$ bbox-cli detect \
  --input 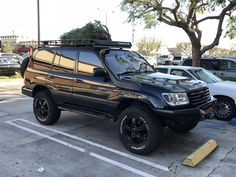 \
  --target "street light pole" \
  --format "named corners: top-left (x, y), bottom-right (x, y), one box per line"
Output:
top-left (37, 0), bottom-right (40, 46)
top-left (97, 8), bottom-right (113, 27)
